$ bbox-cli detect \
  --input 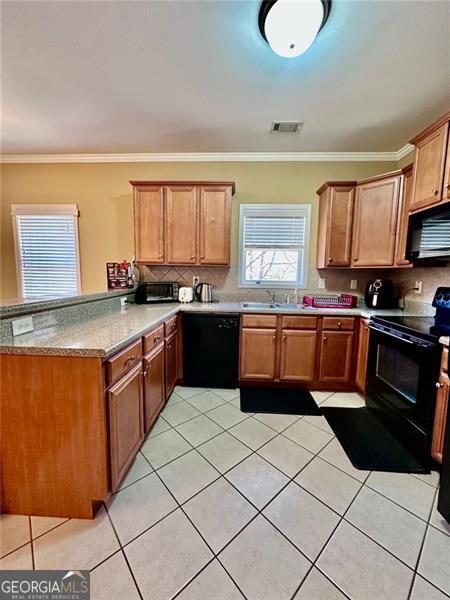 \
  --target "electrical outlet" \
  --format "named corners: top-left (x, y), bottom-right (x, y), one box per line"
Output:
top-left (120, 297), bottom-right (127, 308)
top-left (318, 278), bottom-right (326, 289)
top-left (193, 275), bottom-right (200, 287)
top-left (12, 316), bottom-right (33, 336)
top-left (415, 280), bottom-right (423, 295)
top-left (350, 279), bottom-right (358, 290)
